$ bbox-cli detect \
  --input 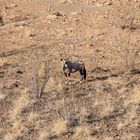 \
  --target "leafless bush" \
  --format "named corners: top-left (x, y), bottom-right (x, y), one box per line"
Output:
top-left (90, 53), bottom-right (98, 72)
top-left (39, 60), bottom-right (50, 97)
top-left (122, 47), bottom-right (138, 71)
top-left (120, 16), bottom-right (136, 31)
top-left (29, 59), bottom-right (38, 96)
top-left (47, 97), bottom-right (64, 119)
top-left (46, 95), bottom-right (70, 121)
top-left (29, 59), bottom-right (50, 97)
